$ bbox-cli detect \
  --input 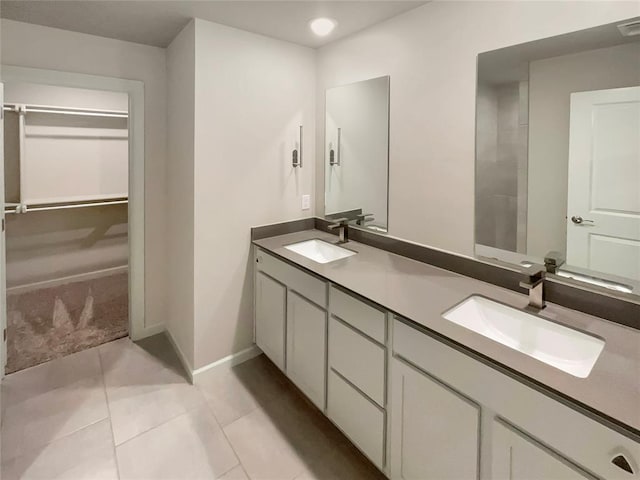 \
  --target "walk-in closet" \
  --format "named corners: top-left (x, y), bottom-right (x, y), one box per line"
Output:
top-left (2, 82), bottom-right (129, 373)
